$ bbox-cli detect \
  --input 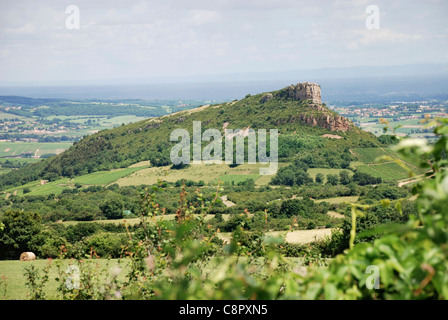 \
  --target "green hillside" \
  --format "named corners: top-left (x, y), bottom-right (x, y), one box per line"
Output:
top-left (0, 84), bottom-right (380, 191)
